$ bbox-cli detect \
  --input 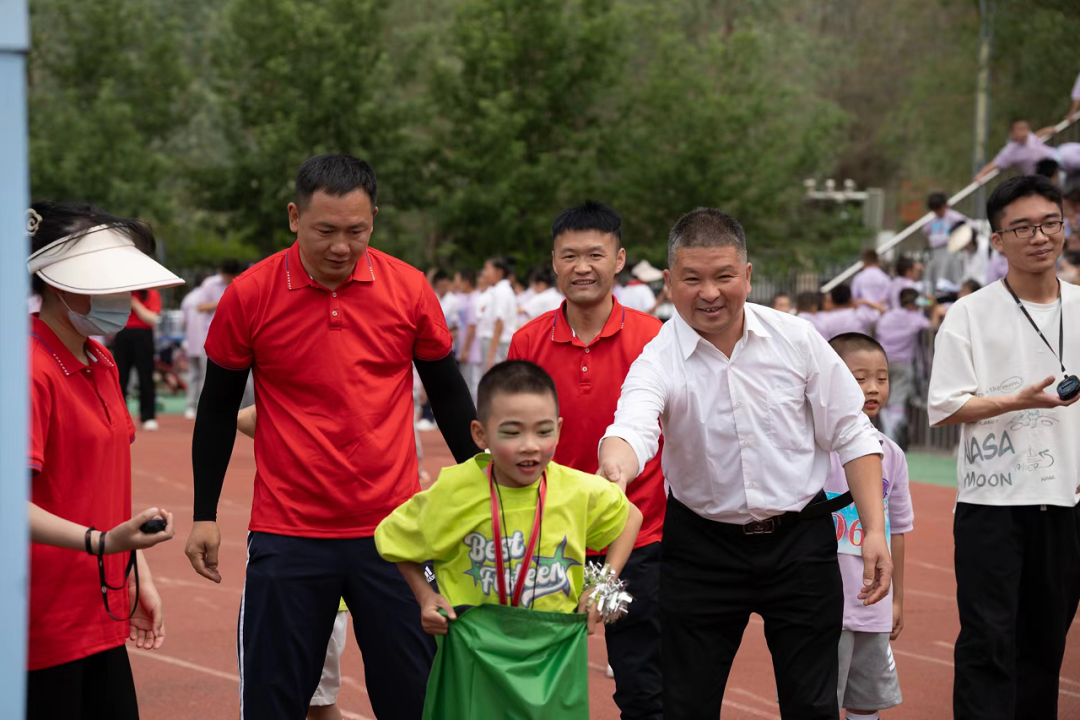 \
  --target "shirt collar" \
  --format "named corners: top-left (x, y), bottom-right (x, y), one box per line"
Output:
top-left (30, 314), bottom-right (94, 377)
top-left (672, 302), bottom-right (771, 360)
top-left (285, 241), bottom-right (375, 291)
top-left (550, 297), bottom-right (626, 346)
